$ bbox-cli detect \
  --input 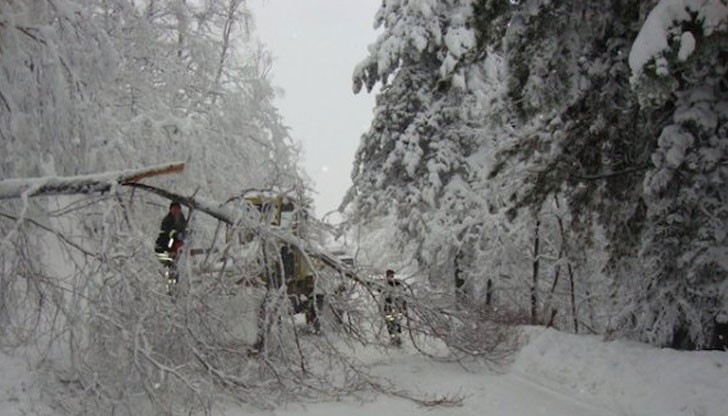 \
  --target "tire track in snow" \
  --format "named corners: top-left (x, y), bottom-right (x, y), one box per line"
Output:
top-left (505, 370), bottom-right (619, 416)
